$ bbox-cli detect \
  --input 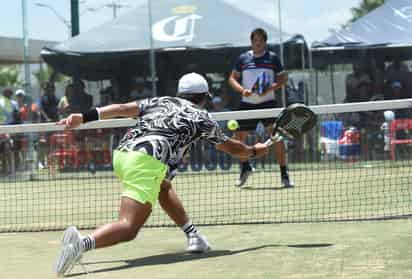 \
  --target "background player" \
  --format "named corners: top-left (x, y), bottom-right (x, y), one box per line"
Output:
top-left (228, 28), bottom-right (293, 188)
